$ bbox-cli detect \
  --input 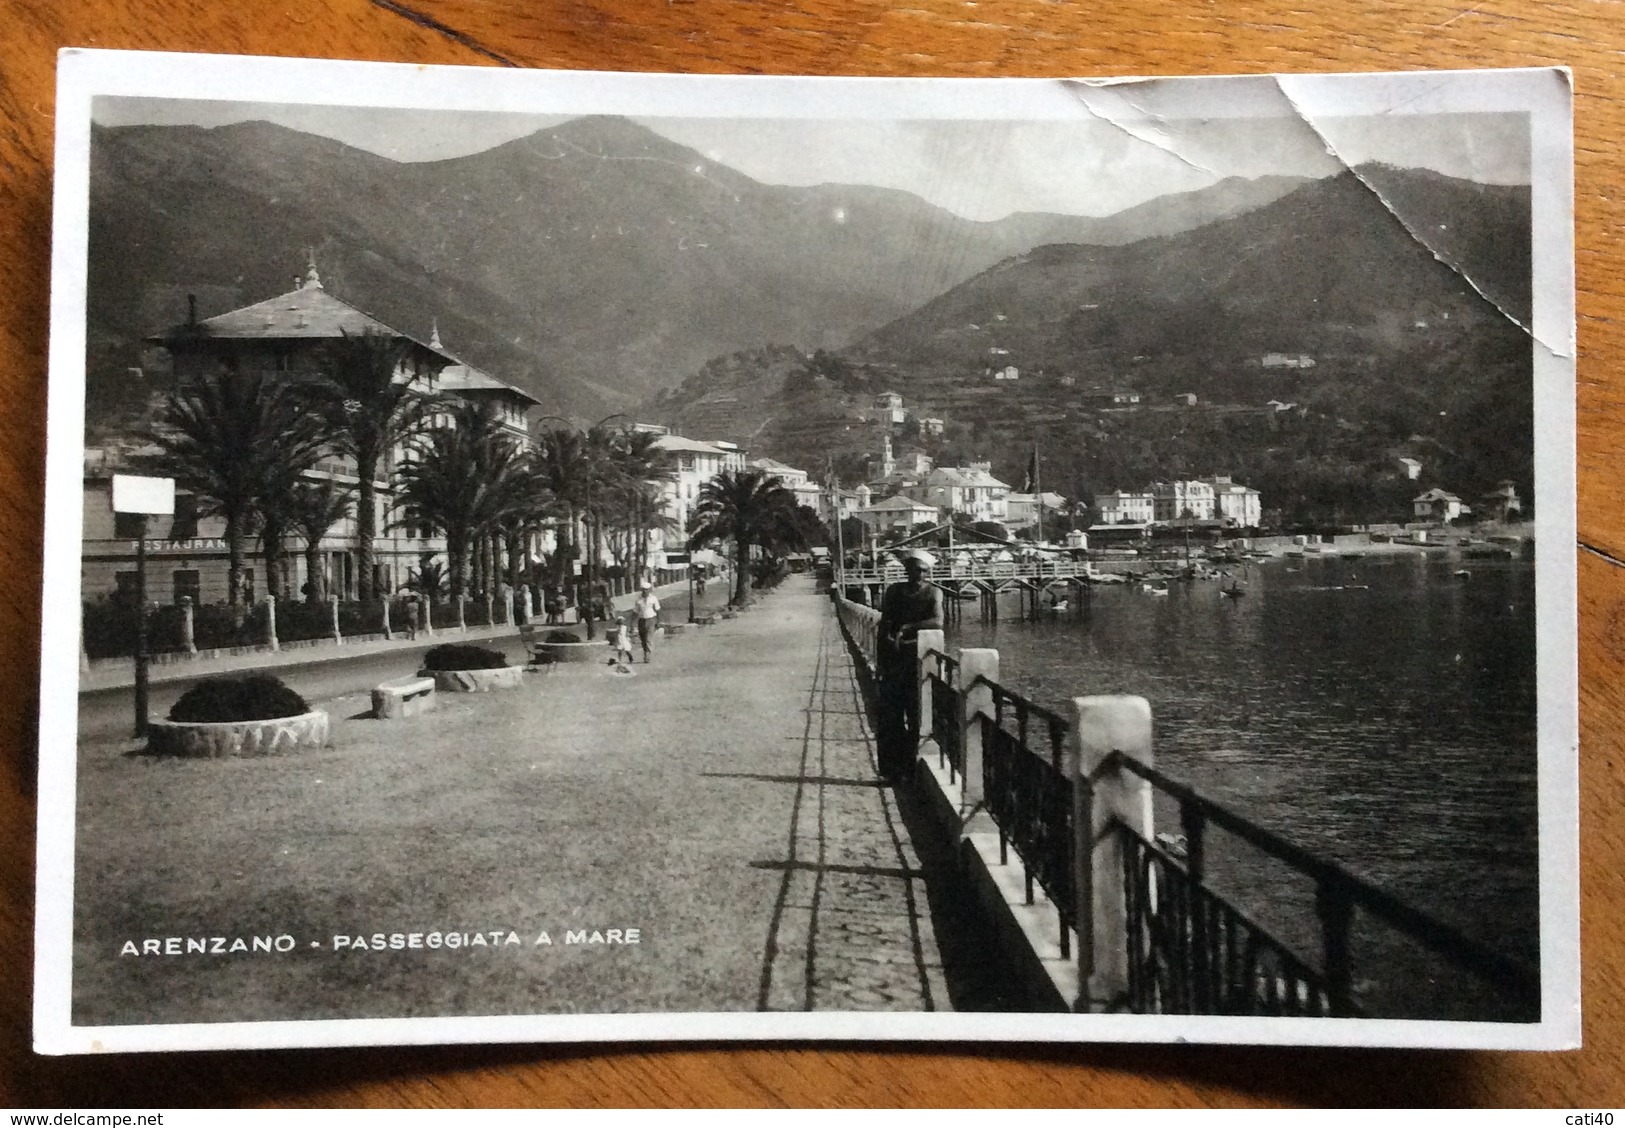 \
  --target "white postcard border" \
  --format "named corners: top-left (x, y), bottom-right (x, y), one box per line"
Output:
top-left (35, 50), bottom-right (1579, 1054)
